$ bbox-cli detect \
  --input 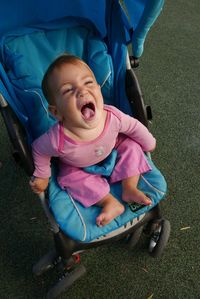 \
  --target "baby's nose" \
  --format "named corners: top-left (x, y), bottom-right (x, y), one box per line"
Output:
top-left (78, 89), bottom-right (87, 98)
